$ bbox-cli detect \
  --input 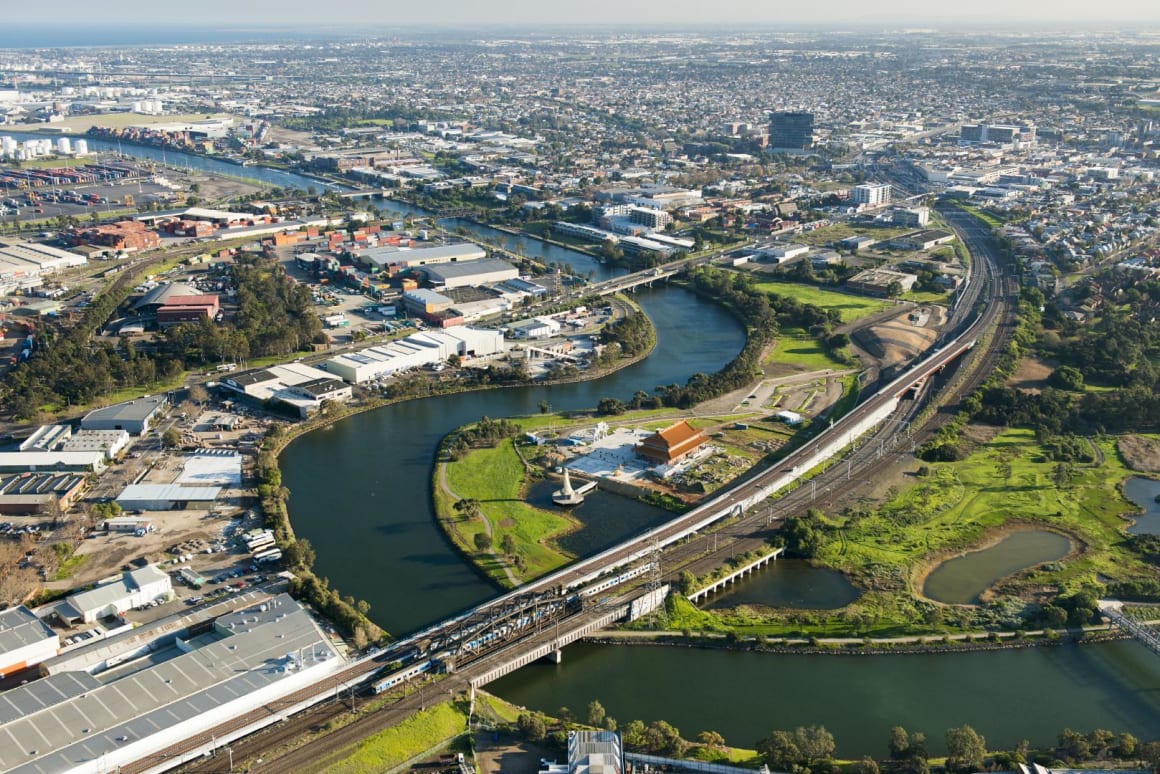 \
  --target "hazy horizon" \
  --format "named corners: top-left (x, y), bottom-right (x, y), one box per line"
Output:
top-left (4, 0), bottom-right (1160, 29)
